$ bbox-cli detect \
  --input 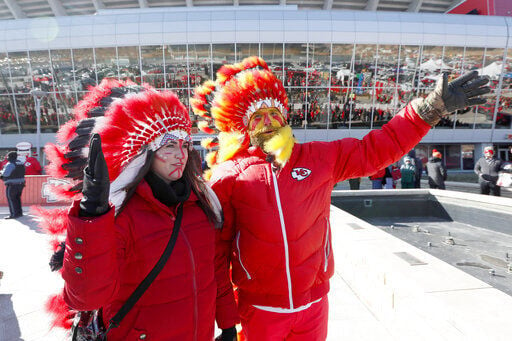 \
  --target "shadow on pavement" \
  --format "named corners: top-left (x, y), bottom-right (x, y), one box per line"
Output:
top-left (0, 294), bottom-right (23, 341)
